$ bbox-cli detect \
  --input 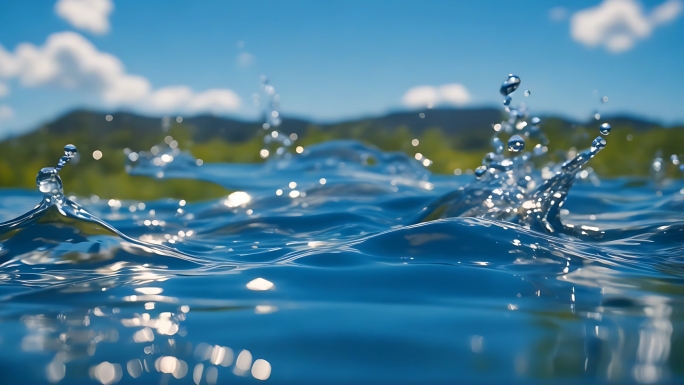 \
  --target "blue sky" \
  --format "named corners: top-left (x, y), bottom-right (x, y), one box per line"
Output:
top-left (0, 0), bottom-right (682, 136)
